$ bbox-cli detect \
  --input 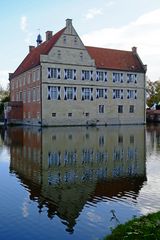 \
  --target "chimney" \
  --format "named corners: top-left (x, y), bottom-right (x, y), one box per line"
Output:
top-left (132, 46), bottom-right (137, 54)
top-left (66, 18), bottom-right (72, 27)
top-left (46, 31), bottom-right (53, 41)
top-left (29, 45), bottom-right (35, 53)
